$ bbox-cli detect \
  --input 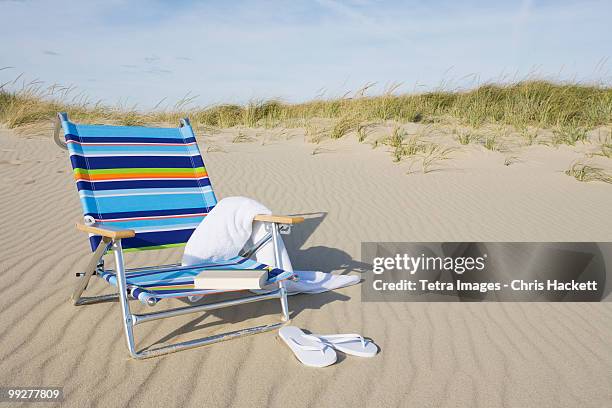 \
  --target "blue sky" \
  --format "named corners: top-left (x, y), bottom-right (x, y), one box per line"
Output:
top-left (0, 0), bottom-right (610, 108)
